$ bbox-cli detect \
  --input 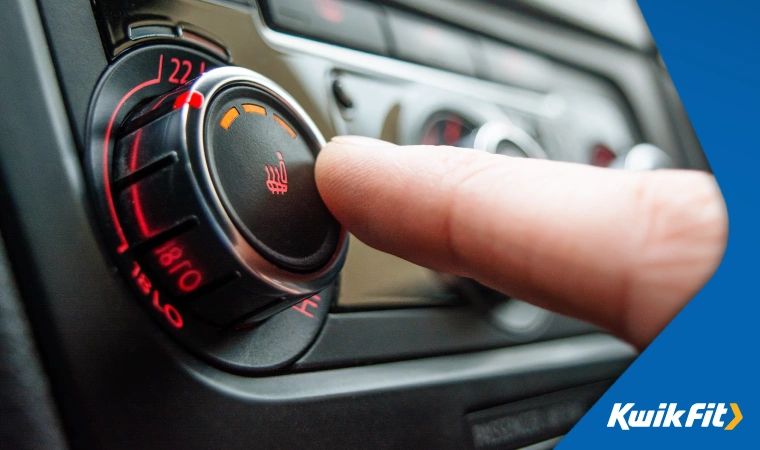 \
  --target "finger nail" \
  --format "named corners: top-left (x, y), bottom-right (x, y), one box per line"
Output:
top-left (329, 135), bottom-right (397, 147)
